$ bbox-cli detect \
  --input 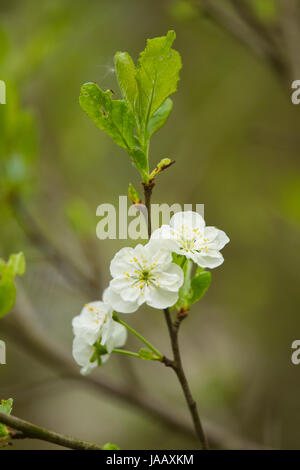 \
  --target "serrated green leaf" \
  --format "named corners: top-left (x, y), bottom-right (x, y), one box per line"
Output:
top-left (147, 98), bottom-right (173, 138)
top-left (0, 279), bottom-right (16, 319)
top-left (103, 442), bottom-right (120, 450)
top-left (0, 398), bottom-right (13, 437)
top-left (136, 30), bottom-right (182, 133)
top-left (79, 83), bottom-right (135, 151)
top-left (188, 271), bottom-right (212, 306)
top-left (114, 52), bottom-right (138, 117)
top-left (80, 32), bottom-right (181, 183)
